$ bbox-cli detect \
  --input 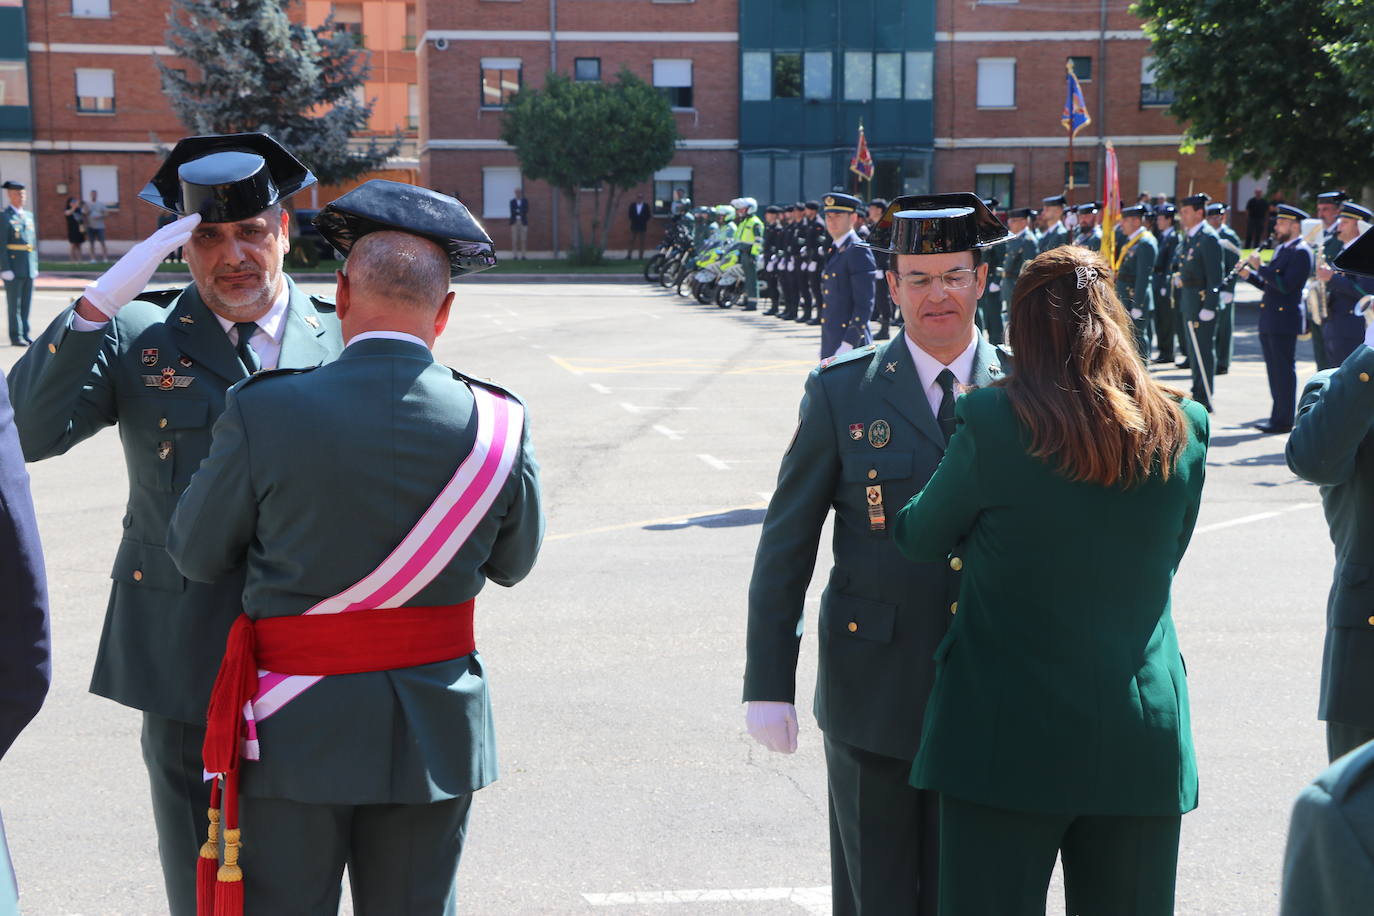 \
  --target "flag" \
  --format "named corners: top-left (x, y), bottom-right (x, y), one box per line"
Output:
top-left (849, 124), bottom-right (874, 181)
top-left (1061, 62), bottom-right (1091, 138)
top-left (1102, 141), bottom-right (1121, 269)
